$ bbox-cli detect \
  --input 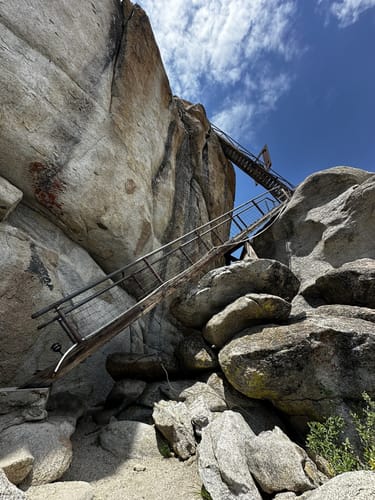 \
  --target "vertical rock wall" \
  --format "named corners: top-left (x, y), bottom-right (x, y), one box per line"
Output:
top-left (0, 0), bottom-right (235, 394)
top-left (0, 0), bottom-right (234, 272)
